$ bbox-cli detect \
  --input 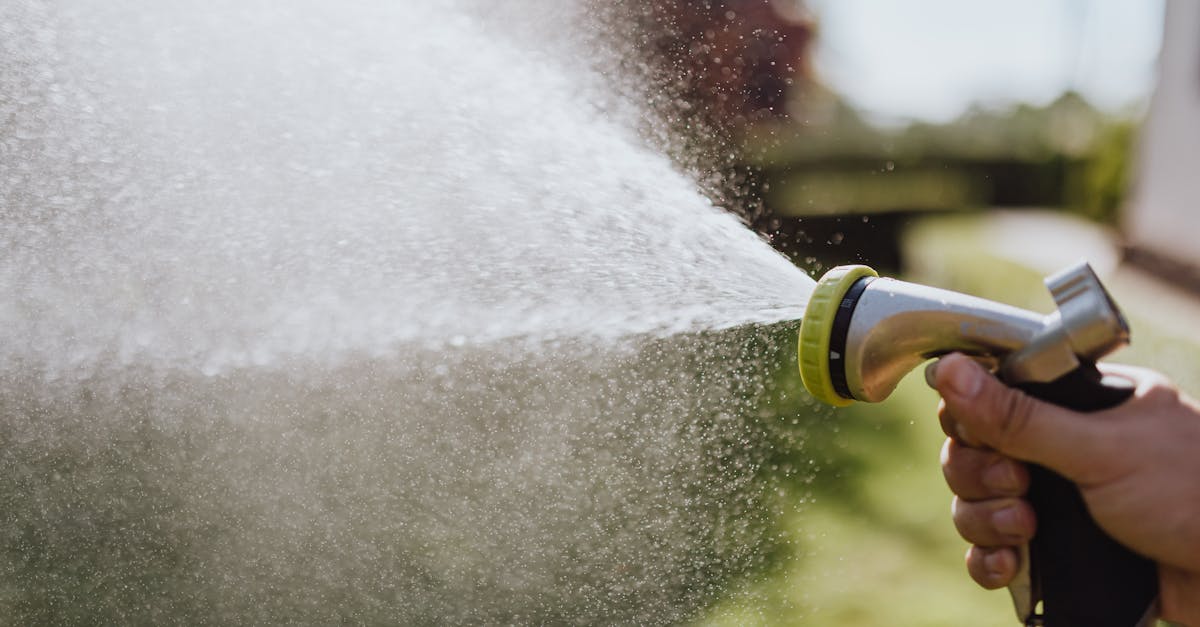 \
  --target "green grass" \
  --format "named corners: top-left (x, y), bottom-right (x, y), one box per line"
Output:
top-left (701, 374), bottom-right (1012, 626)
